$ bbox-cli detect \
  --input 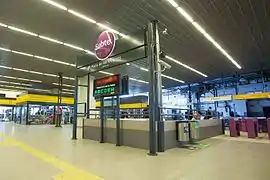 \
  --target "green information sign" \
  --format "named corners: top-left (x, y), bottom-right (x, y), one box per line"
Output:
top-left (93, 74), bottom-right (120, 97)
